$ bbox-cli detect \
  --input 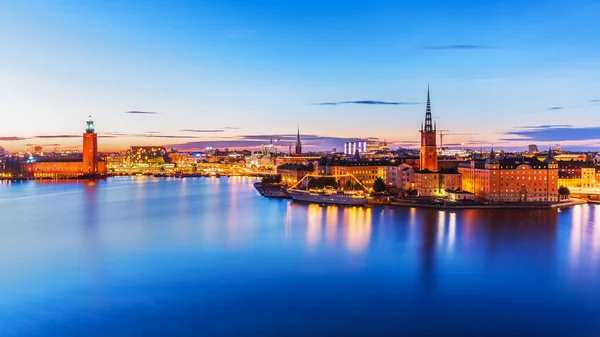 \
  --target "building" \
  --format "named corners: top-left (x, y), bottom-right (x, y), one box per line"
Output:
top-left (458, 150), bottom-right (559, 202)
top-left (295, 126), bottom-right (302, 155)
top-left (446, 189), bottom-right (475, 201)
top-left (557, 160), bottom-right (598, 188)
top-left (128, 146), bottom-right (168, 165)
top-left (385, 163), bottom-right (415, 191)
top-left (528, 144), bottom-right (539, 154)
top-left (326, 161), bottom-right (388, 189)
top-left (25, 116), bottom-right (107, 178)
top-left (419, 87), bottom-right (438, 172)
top-left (277, 163), bottom-right (313, 185)
top-left (414, 86), bottom-right (440, 196)
top-left (343, 140), bottom-right (389, 156)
